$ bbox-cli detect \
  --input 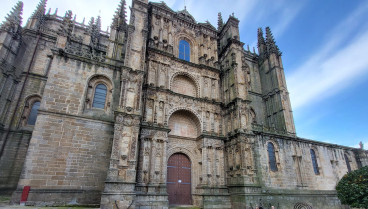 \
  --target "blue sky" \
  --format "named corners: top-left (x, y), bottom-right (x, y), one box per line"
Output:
top-left (1, 0), bottom-right (368, 148)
